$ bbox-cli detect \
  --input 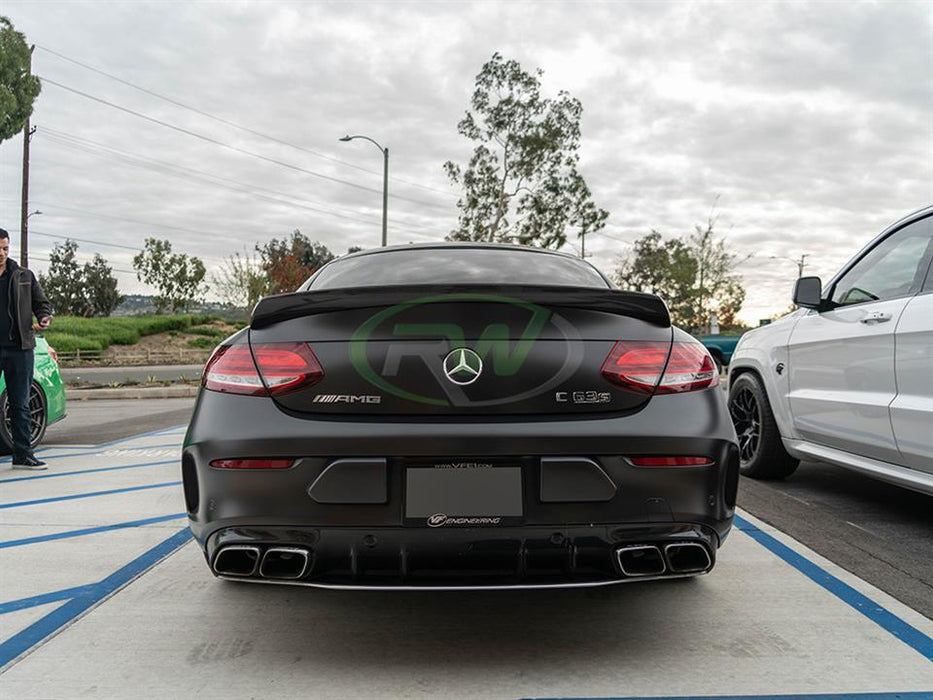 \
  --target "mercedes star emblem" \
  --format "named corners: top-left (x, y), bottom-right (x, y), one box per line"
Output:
top-left (443, 348), bottom-right (483, 386)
